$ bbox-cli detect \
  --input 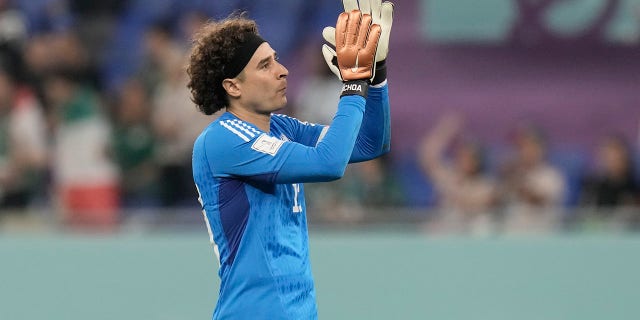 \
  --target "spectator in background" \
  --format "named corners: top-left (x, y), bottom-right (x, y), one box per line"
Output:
top-left (341, 155), bottom-right (404, 212)
top-left (112, 77), bottom-right (158, 208)
top-left (47, 30), bottom-right (99, 87)
top-left (418, 113), bottom-right (497, 235)
top-left (177, 11), bottom-right (209, 49)
top-left (294, 43), bottom-right (342, 125)
top-left (304, 154), bottom-right (403, 224)
top-left (0, 56), bottom-right (47, 216)
top-left (0, 0), bottom-right (27, 47)
top-left (138, 22), bottom-right (181, 94)
top-left (44, 68), bottom-right (119, 230)
top-left (142, 22), bottom-right (213, 207)
top-left (23, 34), bottom-right (52, 80)
top-left (22, 30), bottom-right (99, 111)
top-left (499, 124), bottom-right (566, 234)
top-left (293, 45), bottom-right (402, 223)
top-left (580, 134), bottom-right (639, 228)
top-left (292, 43), bottom-right (353, 221)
